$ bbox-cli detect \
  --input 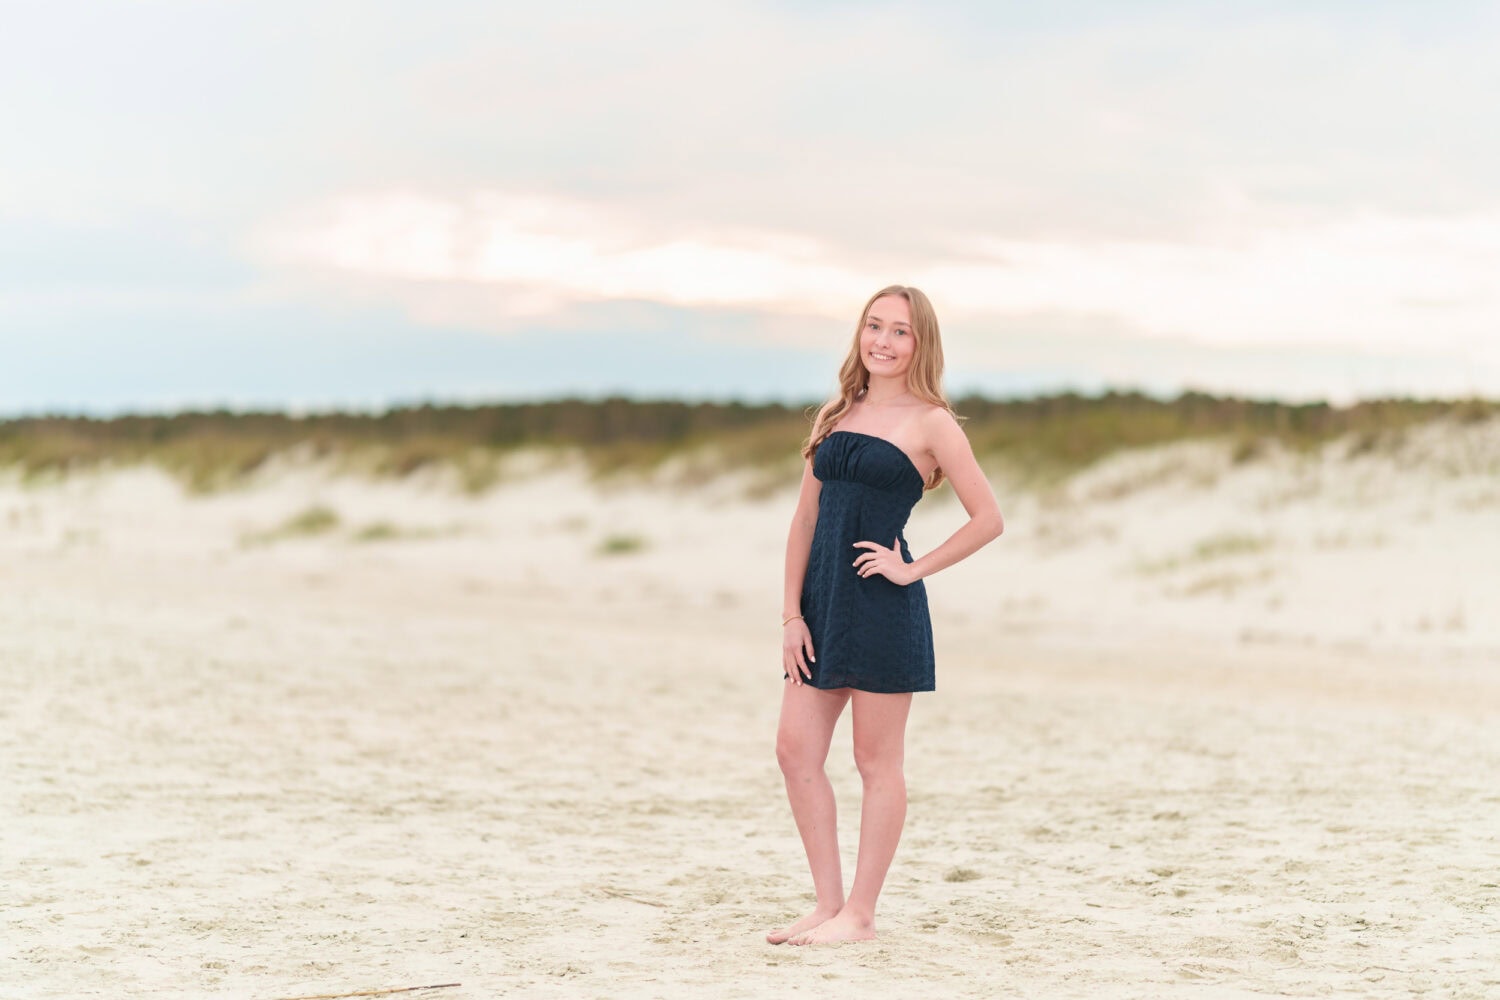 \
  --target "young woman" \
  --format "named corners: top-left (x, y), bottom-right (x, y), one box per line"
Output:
top-left (769, 285), bottom-right (1004, 946)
